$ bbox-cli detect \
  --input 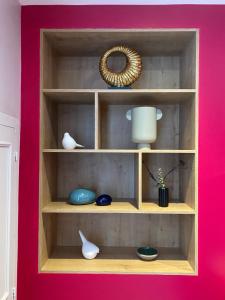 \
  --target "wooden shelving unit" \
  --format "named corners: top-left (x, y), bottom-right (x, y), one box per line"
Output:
top-left (39, 29), bottom-right (198, 274)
